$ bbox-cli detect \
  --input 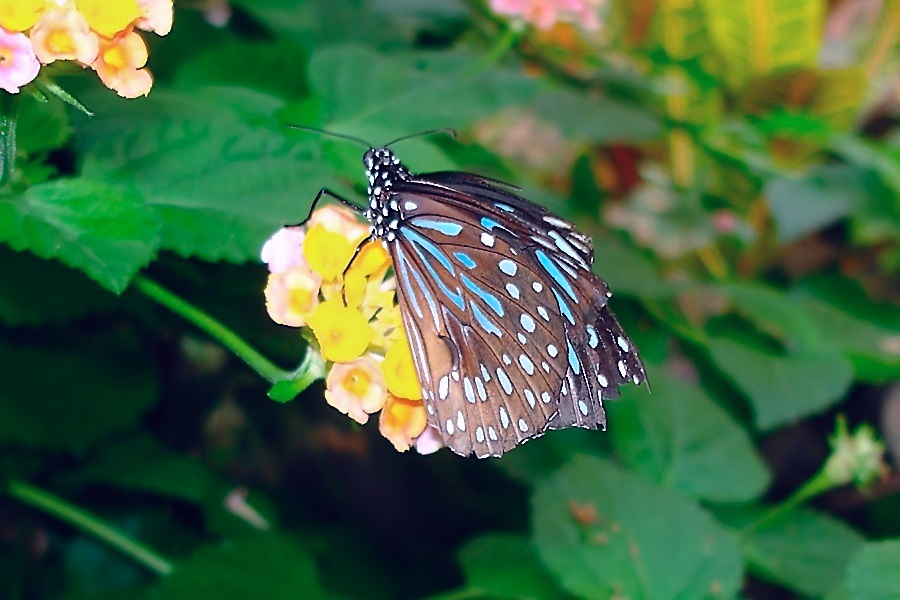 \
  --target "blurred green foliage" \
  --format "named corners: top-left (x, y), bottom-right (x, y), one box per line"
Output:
top-left (1, 0), bottom-right (898, 599)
